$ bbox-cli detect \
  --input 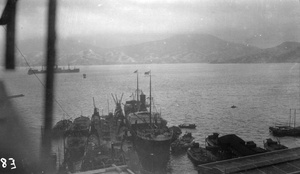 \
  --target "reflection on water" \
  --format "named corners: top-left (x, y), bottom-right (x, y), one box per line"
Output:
top-left (2, 63), bottom-right (300, 173)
